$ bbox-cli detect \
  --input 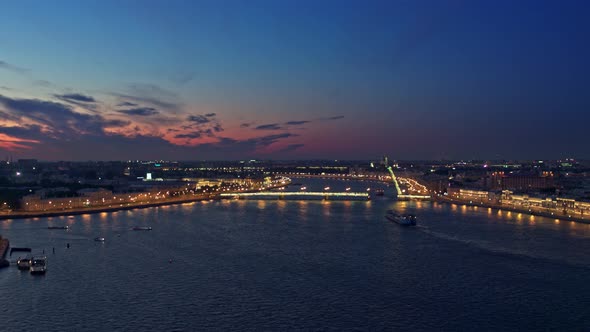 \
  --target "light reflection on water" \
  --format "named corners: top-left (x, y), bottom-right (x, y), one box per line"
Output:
top-left (276, 199), bottom-right (286, 212)
top-left (257, 200), bottom-right (266, 209)
top-left (0, 218), bottom-right (12, 230)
